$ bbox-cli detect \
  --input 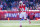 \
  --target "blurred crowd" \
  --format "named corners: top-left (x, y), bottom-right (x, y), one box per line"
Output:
top-left (0, 0), bottom-right (40, 10)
